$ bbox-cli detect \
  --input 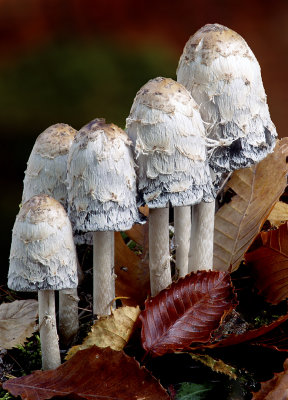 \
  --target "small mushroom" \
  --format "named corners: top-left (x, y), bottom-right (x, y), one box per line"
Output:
top-left (8, 195), bottom-right (78, 370)
top-left (67, 119), bottom-right (142, 317)
top-left (21, 123), bottom-right (80, 345)
top-left (22, 123), bottom-right (77, 207)
top-left (126, 77), bottom-right (214, 293)
top-left (177, 23), bottom-right (278, 271)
